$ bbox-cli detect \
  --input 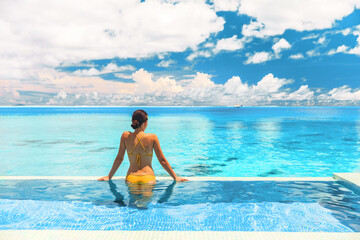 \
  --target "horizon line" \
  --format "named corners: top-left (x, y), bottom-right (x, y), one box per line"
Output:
top-left (1, 105), bottom-right (360, 108)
